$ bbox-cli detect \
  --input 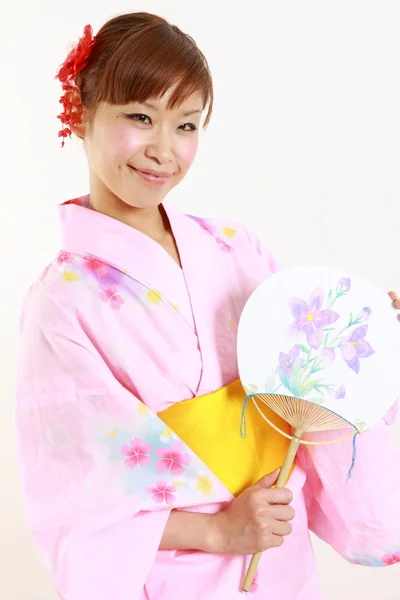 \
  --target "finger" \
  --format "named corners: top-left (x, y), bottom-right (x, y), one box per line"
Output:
top-left (263, 487), bottom-right (293, 505)
top-left (271, 520), bottom-right (293, 537)
top-left (270, 534), bottom-right (285, 548)
top-left (387, 292), bottom-right (400, 309)
top-left (252, 469), bottom-right (280, 490)
top-left (269, 504), bottom-right (296, 522)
